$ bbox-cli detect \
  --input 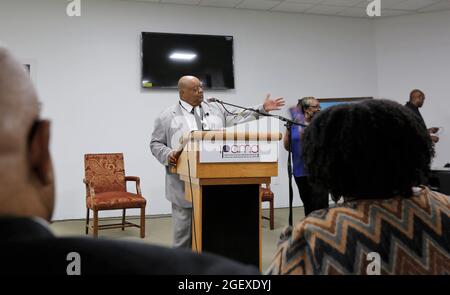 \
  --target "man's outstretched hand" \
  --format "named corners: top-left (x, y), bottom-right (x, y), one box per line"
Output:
top-left (263, 94), bottom-right (285, 112)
